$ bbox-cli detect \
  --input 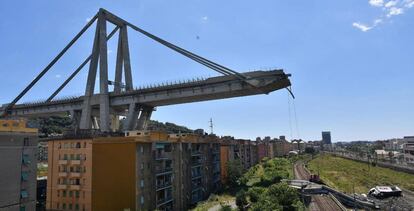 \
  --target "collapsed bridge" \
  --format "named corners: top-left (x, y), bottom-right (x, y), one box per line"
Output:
top-left (0, 8), bottom-right (291, 132)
